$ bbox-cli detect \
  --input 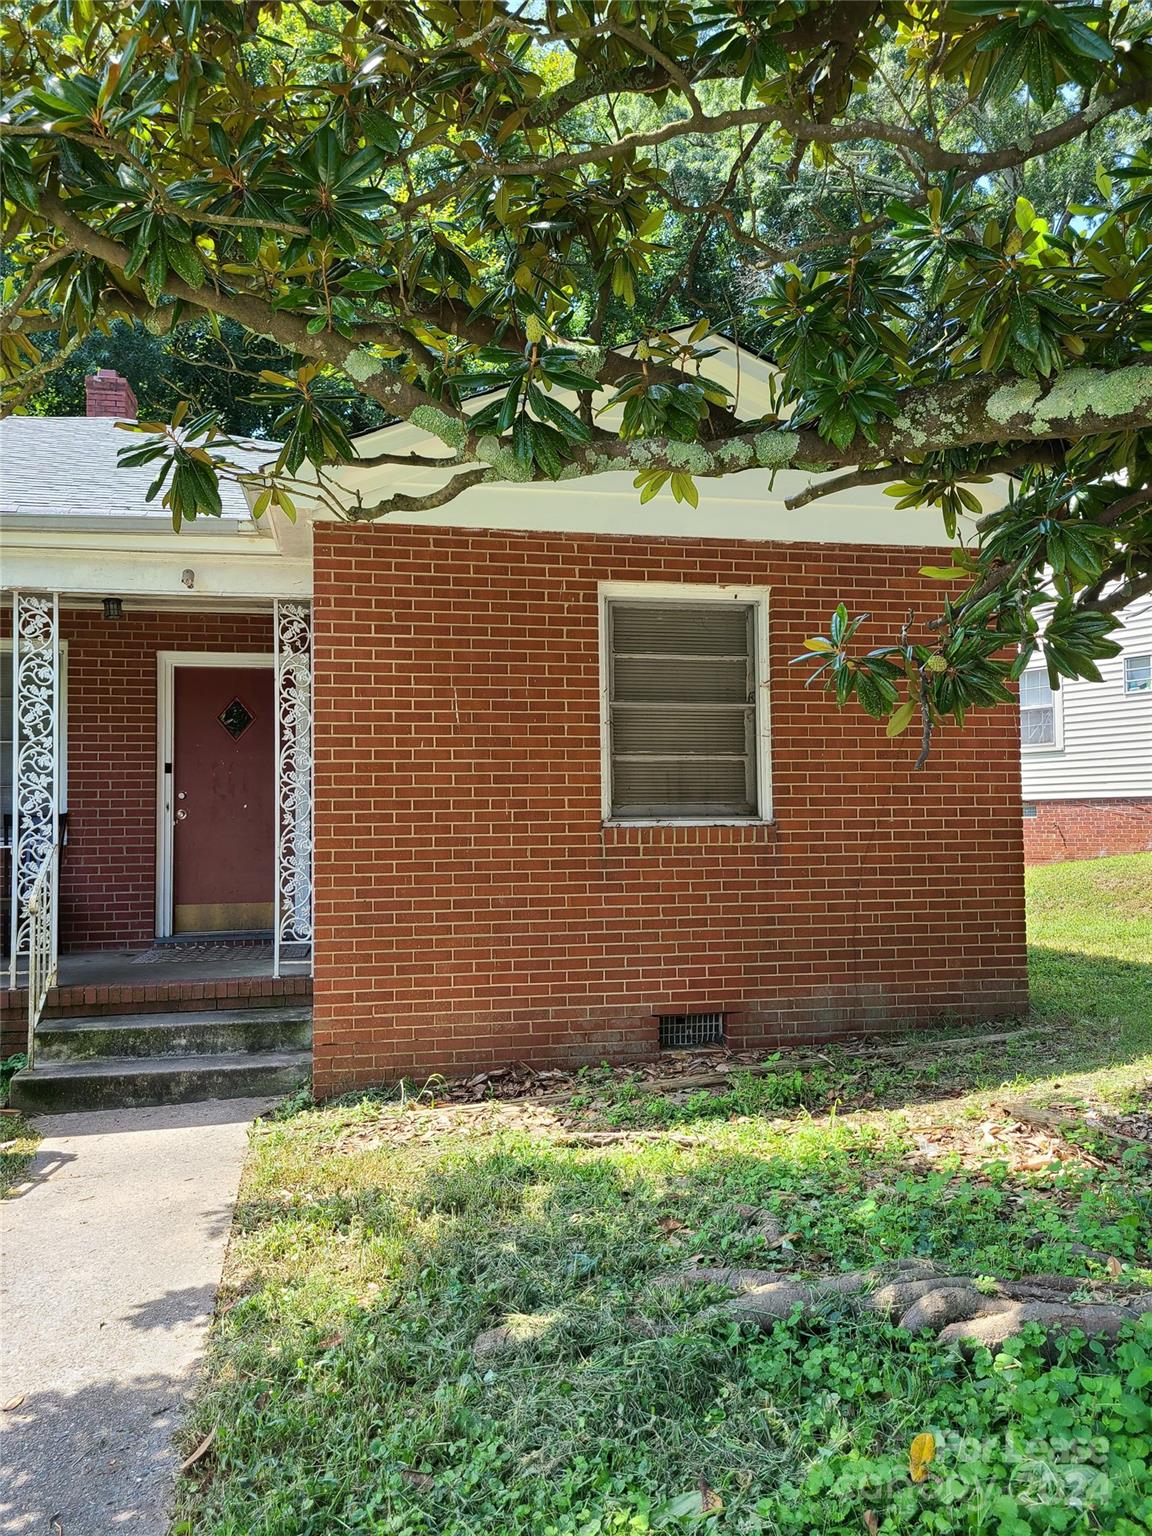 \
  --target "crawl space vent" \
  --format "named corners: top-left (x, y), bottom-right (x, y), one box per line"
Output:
top-left (658, 1012), bottom-right (725, 1050)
